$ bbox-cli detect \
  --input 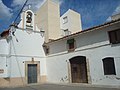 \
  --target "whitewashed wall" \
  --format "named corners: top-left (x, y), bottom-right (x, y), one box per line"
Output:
top-left (60, 10), bottom-right (70, 30)
top-left (10, 29), bottom-right (45, 57)
top-left (0, 28), bottom-right (47, 78)
top-left (60, 9), bottom-right (82, 36)
top-left (8, 29), bottom-right (47, 77)
top-left (0, 39), bottom-right (9, 55)
top-left (7, 57), bottom-right (46, 77)
top-left (46, 22), bottom-right (120, 85)
top-left (0, 39), bottom-right (9, 77)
